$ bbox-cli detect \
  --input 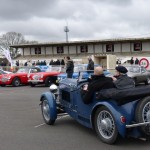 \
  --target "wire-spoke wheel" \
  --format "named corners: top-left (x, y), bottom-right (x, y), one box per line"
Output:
top-left (41, 99), bottom-right (55, 125)
top-left (135, 96), bottom-right (150, 135)
top-left (94, 106), bottom-right (118, 144)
